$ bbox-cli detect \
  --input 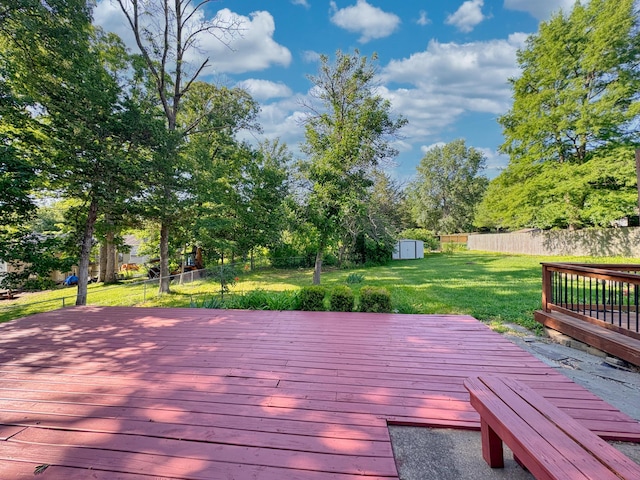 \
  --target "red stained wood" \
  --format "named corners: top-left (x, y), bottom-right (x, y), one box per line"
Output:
top-left (0, 307), bottom-right (638, 479)
top-left (465, 376), bottom-right (640, 480)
